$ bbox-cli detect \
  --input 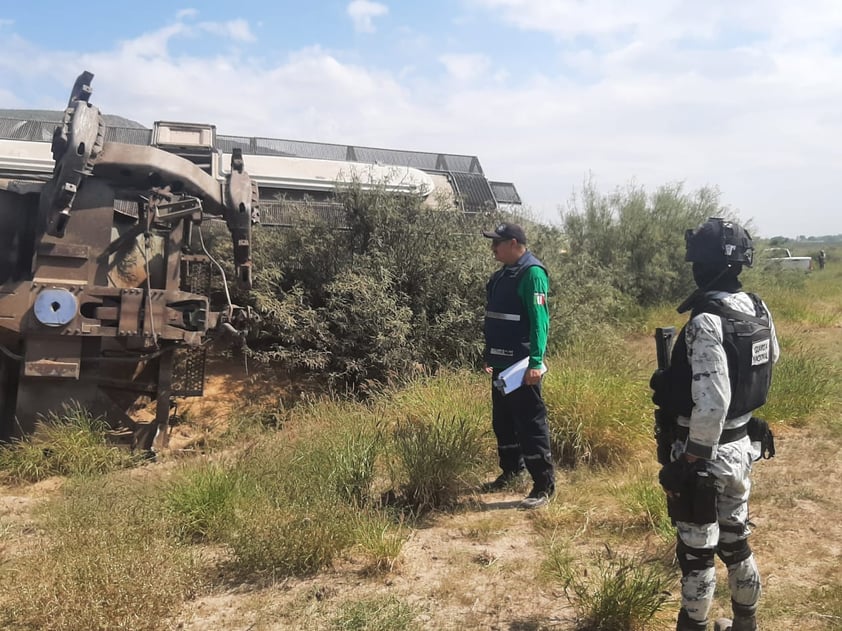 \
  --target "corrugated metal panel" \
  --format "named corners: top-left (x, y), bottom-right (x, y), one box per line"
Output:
top-left (260, 200), bottom-right (348, 227)
top-left (0, 112), bottom-right (514, 205)
top-left (254, 138), bottom-right (346, 160)
top-left (0, 113), bottom-right (488, 175)
top-left (450, 172), bottom-right (496, 212)
top-left (104, 127), bottom-right (153, 145)
top-left (0, 118), bottom-right (55, 142)
top-left (0, 110), bottom-right (146, 128)
top-left (489, 181), bottom-right (522, 205)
